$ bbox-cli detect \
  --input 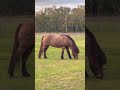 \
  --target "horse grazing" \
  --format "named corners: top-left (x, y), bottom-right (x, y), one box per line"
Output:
top-left (8, 21), bottom-right (34, 78)
top-left (85, 26), bottom-right (107, 79)
top-left (38, 34), bottom-right (79, 59)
